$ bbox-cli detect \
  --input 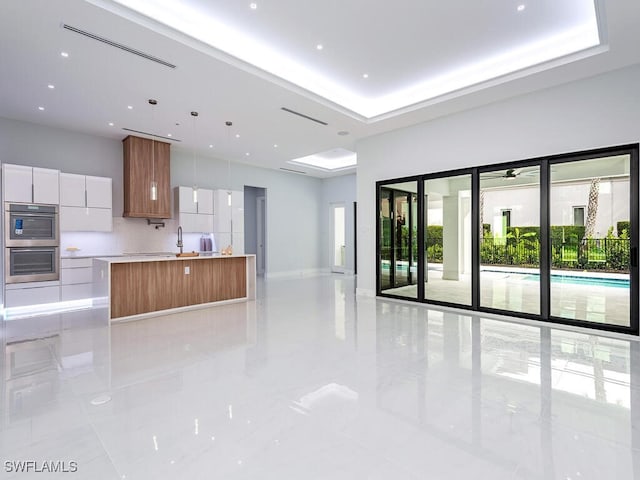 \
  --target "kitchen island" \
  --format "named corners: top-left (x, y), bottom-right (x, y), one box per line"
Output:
top-left (93, 254), bottom-right (256, 321)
